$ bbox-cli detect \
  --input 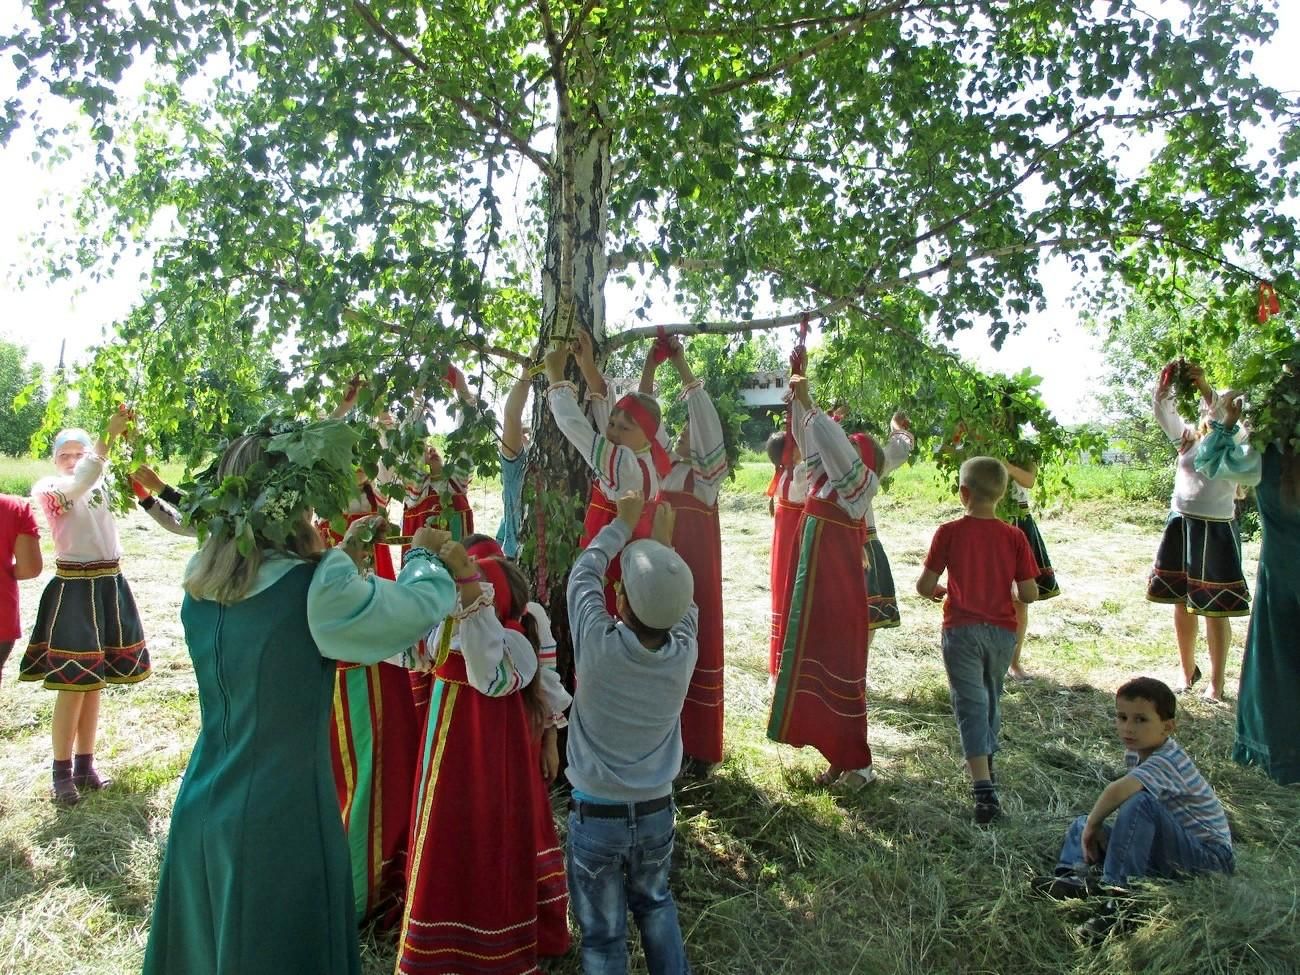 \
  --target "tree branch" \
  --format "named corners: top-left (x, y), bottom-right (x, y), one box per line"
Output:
top-left (603, 299), bottom-right (851, 350)
top-left (692, 0), bottom-right (910, 99)
top-left (349, 0), bottom-right (554, 175)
